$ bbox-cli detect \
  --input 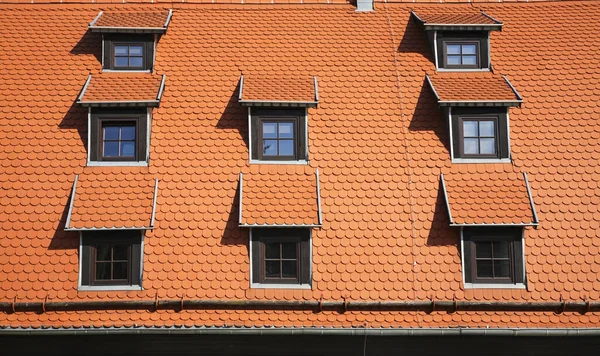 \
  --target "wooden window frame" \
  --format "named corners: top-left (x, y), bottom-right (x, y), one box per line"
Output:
top-left (458, 116), bottom-right (499, 159)
top-left (436, 31), bottom-right (489, 70)
top-left (251, 108), bottom-right (306, 161)
top-left (451, 107), bottom-right (509, 160)
top-left (81, 231), bottom-right (142, 287)
top-left (443, 41), bottom-right (480, 69)
top-left (112, 42), bottom-right (146, 70)
top-left (102, 34), bottom-right (154, 71)
top-left (89, 110), bottom-right (148, 163)
top-left (463, 227), bottom-right (524, 285)
top-left (251, 228), bottom-right (310, 285)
